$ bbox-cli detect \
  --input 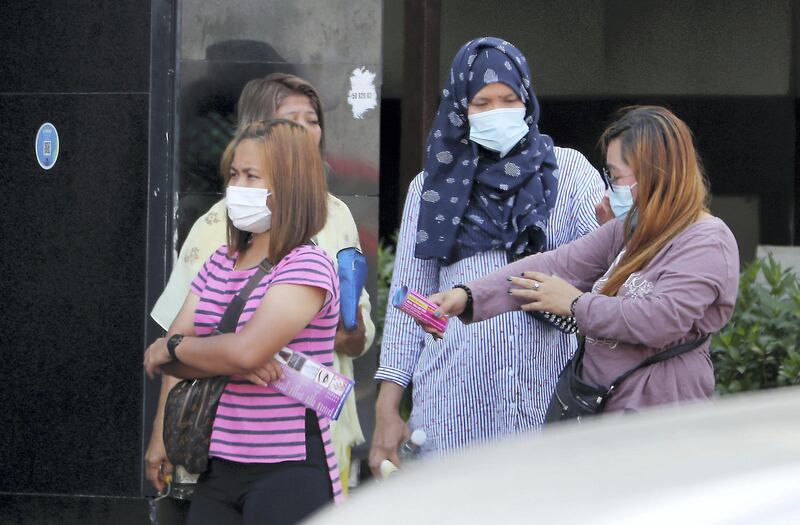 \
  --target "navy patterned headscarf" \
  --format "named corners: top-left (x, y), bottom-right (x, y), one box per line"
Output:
top-left (414, 37), bottom-right (558, 264)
